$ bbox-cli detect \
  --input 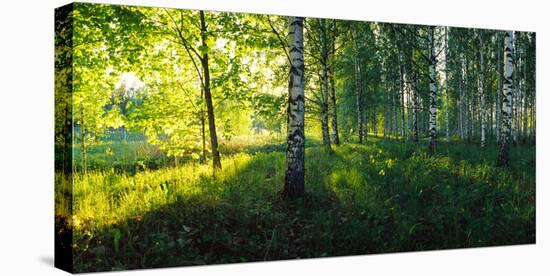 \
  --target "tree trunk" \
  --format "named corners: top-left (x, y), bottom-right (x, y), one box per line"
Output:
top-left (329, 20), bottom-right (340, 145)
top-left (511, 32), bottom-right (519, 143)
top-left (479, 31), bottom-right (486, 148)
top-left (283, 17), bottom-right (305, 198)
top-left (467, 54), bottom-right (471, 141)
top-left (384, 87), bottom-right (388, 138)
top-left (496, 33), bottom-right (502, 144)
top-left (412, 71), bottom-right (419, 142)
top-left (428, 26), bottom-right (437, 153)
top-left (497, 31), bottom-right (513, 167)
top-left (79, 101), bottom-right (87, 175)
top-left (319, 19), bottom-right (332, 152)
top-left (354, 33), bottom-right (363, 143)
top-left (199, 11), bottom-right (222, 170)
top-left (363, 104), bottom-right (368, 141)
top-left (373, 112), bottom-right (377, 137)
top-left (522, 45), bottom-right (529, 143)
top-left (445, 27), bottom-right (450, 142)
top-left (459, 64), bottom-right (464, 141)
top-left (200, 88), bottom-right (207, 163)
top-left (400, 62), bottom-right (406, 139)
top-left (407, 78), bottom-right (412, 141)
top-left (63, 104), bottom-right (72, 174)
top-left (393, 79), bottom-right (398, 137)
